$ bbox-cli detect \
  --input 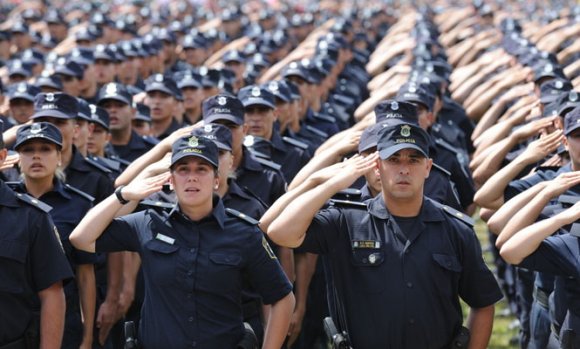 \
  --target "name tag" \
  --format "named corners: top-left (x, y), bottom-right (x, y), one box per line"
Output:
top-left (352, 240), bottom-right (381, 249)
top-left (155, 233), bottom-right (175, 245)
